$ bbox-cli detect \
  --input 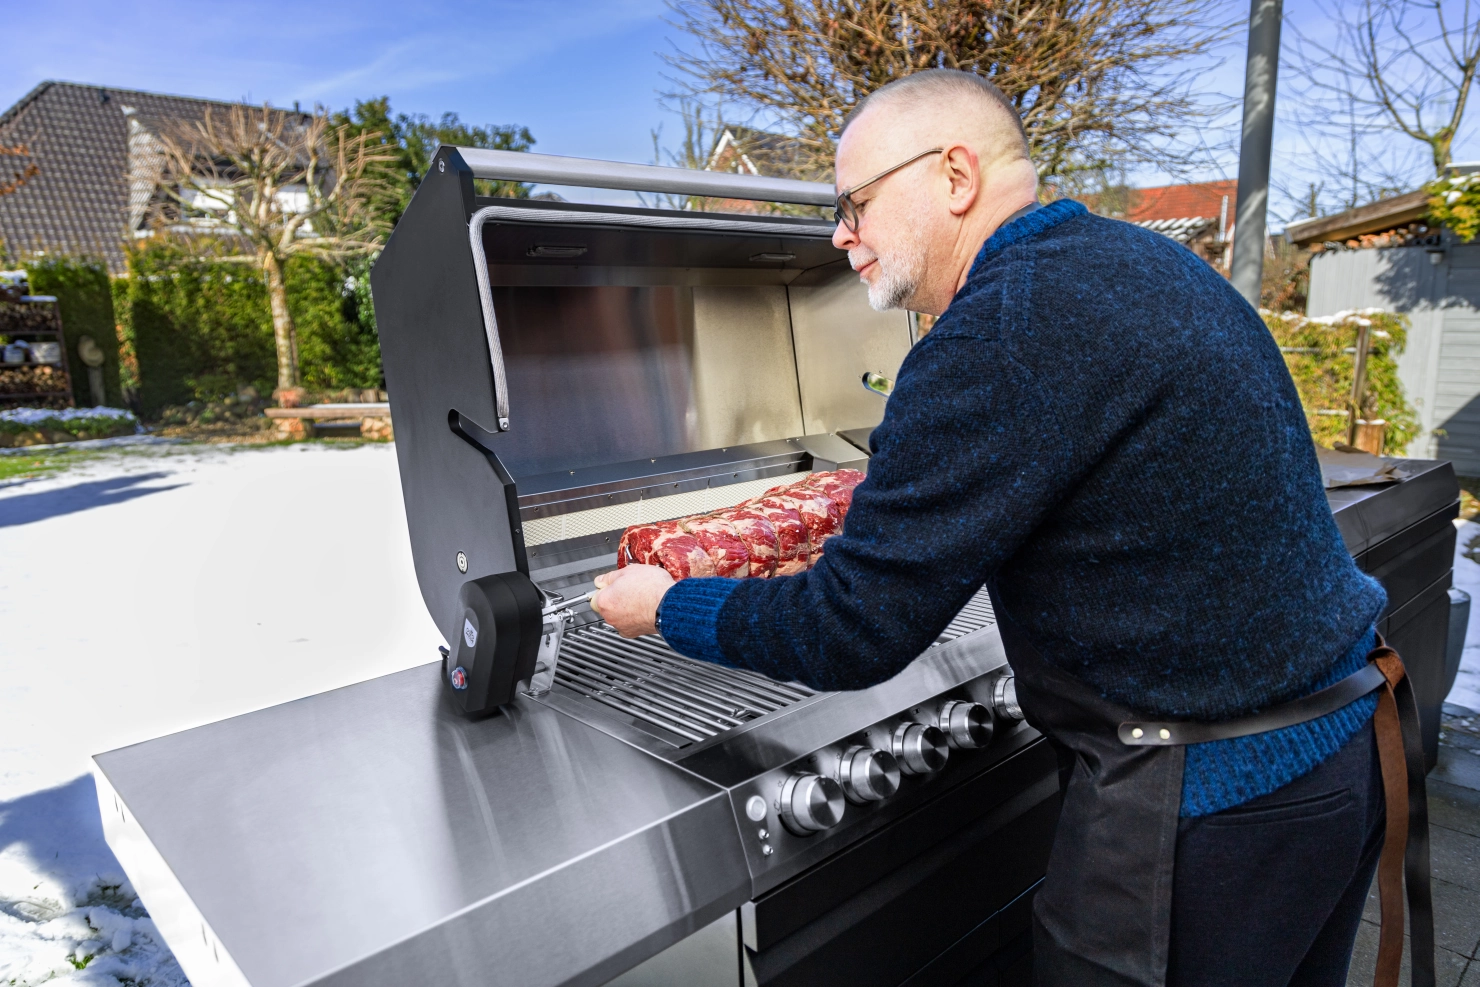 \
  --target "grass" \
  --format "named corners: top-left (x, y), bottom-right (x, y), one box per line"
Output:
top-left (0, 451), bottom-right (80, 484)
